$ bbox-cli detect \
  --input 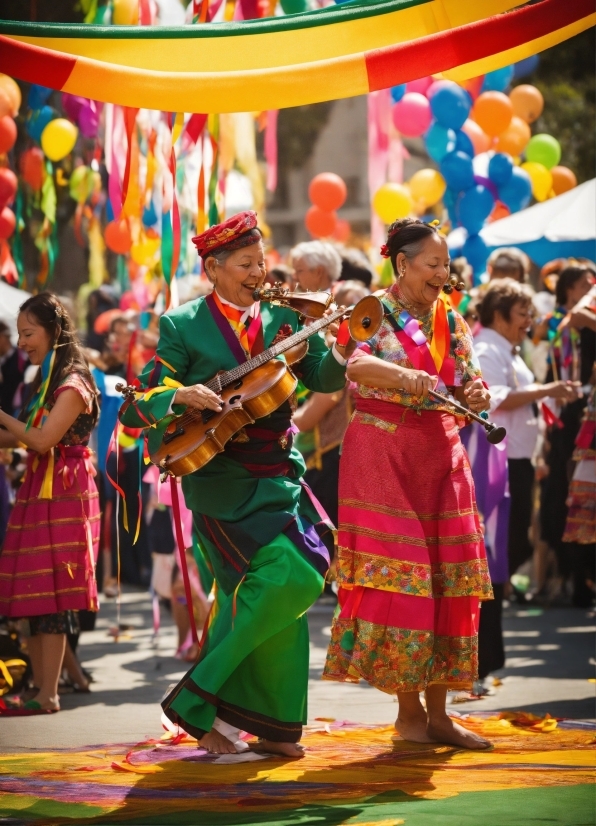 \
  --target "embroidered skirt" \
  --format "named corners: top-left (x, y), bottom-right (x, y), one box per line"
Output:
top-left (0, 446), bottom-right (100, 618)
top-left (323, 400), bottom-right (493, 694)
